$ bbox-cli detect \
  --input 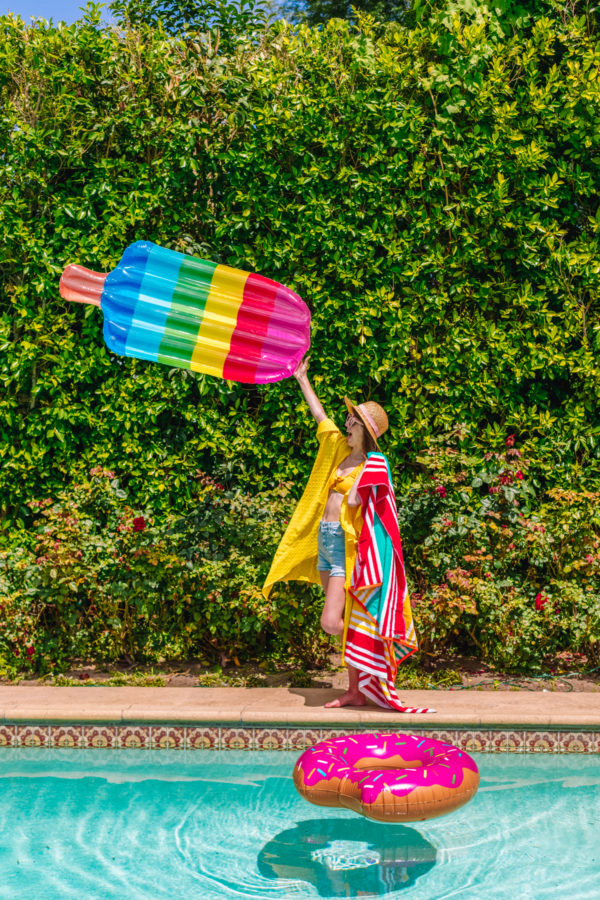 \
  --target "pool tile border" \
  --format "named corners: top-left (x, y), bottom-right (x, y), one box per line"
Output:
top-left (0, 724), bottom-right (600, 752)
